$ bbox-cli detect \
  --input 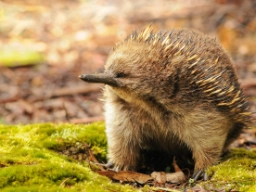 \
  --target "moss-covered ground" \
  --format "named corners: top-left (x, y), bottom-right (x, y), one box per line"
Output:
top-left (0, 122), bottom-right (255, 191)
top-left (0, 122), bottom-right (137, 192)
top-left (205, 148), bottom-right (256, 192)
